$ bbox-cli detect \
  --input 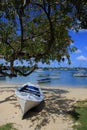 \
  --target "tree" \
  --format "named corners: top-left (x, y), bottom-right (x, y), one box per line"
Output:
top-left (69, 0), bottom-right (87, 29)
top-left (0, 0), bottom-right (76, 77)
